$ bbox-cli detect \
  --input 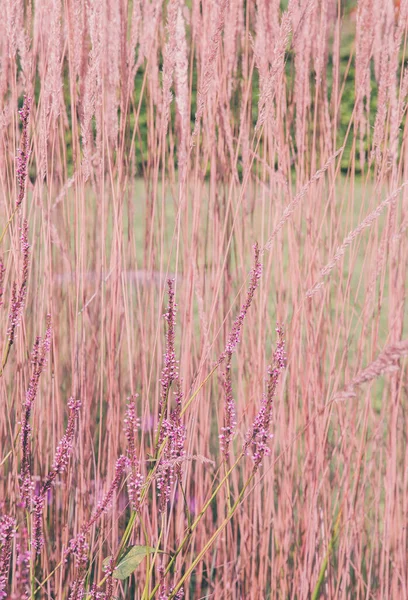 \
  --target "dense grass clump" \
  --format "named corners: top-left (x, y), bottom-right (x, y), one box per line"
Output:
top-left (0, 1), bottom-right (408, 598)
